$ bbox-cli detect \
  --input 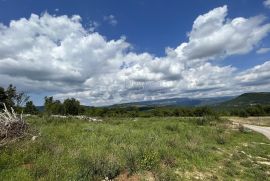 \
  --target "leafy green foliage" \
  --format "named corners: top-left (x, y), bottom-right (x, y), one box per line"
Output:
top-left (44, 96), bottom-right (84, 115)
top-left (0, 84), bottom-right (29, 111)
top-left (140, 150), bottom-right (159, 170)
top-left (222, 92), bottom-right (270, 107)
top-left (24, 101), bottom-right (38, 114)
top-left (63, 98), bottom-right (80, 115)
top-left (77, 155), bottom-right (121, 180)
